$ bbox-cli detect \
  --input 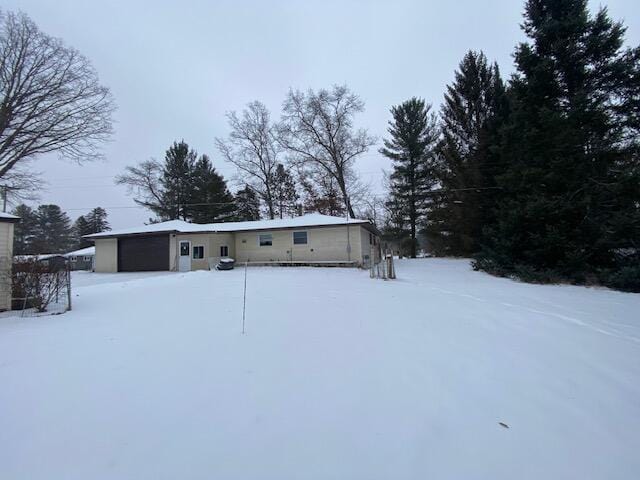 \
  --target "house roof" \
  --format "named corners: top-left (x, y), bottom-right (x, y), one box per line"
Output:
top-left (14, 254), bottom-right (66, 261)
top-left (0, 212), bottom-right (19, 223)
top-left (65, 246), bottom-right (96, 257)
top-left (85, 213), bottom-right (377, 239)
